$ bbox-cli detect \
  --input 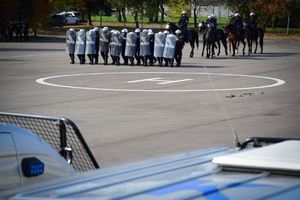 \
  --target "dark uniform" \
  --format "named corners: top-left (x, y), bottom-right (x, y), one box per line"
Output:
top-left (6, 20), bottom-right (14, 42)
top-left (229, 14), bottom-right (235, 23)
top-left (248, 15), bottom-right (258, 35)
top-left (135, 31), bottom-right (141, 65)
top-left (94, 28), bottom-right (100, 64)
top-left (23, 20), bottom-right (29, 41)
top-left (15, 21), bottom-right (23, 42)
top-left (121, 31), bottom-right (128, 65)
top-left (178, 14), bottom-right (190, 42)
top-left (149, 33), bottom-right (155, 66)
top-left (174, 35), bottom-right (184, 67)
top-left (233, 16), bottom-right (244, 37)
